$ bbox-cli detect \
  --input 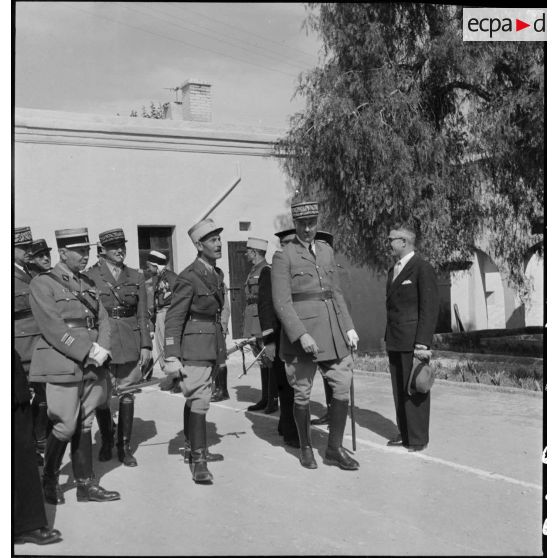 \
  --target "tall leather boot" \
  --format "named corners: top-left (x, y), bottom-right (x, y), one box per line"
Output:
top-left (183, 403), bottom-right (223, 463)
top-left (95, 407), bottom-right (115, 462)
top-left (71, 429), bottom-right (120, 502)
top-left (117, 395), bottom-right (137, 467)
top-left (264, 366), bottom-right (279, 414)
top-left (311, 377), bottom-right (332, 425)
top-left (293, 404), bottom-right (317, 469)
top-left (188, 412), bottom-right (213, 484)
top-left (219, 365), bottom-right (230, 400)
top-left (42, 433), bottom-right (68, 505)
top-left (247, 367), bottom-right (268, 411)
top-left (324, 399), bottom-right (359, 470)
